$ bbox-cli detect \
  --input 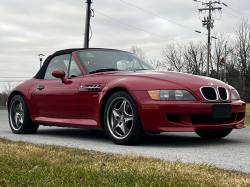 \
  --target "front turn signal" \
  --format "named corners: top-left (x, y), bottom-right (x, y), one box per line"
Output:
top-left (147, 90), bottom-right (160, 100)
